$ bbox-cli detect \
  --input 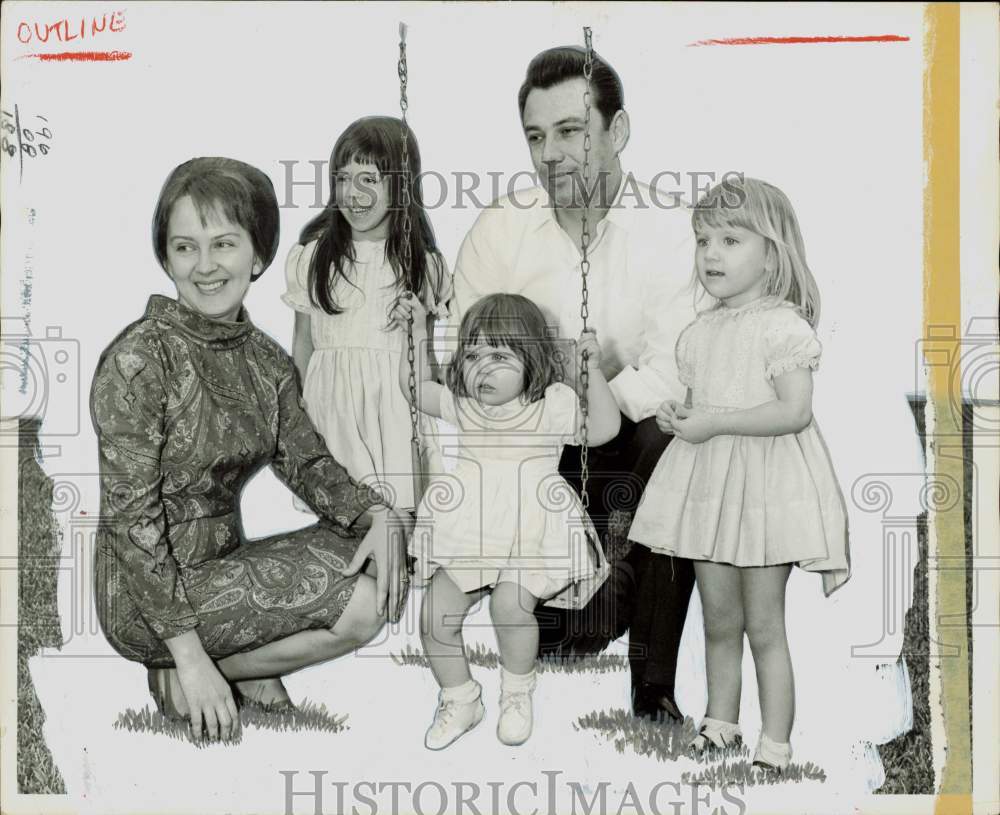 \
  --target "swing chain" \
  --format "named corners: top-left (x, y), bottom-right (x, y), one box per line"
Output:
top-left (578, 27), bottom-right (594, 516)
top-left (398, 24), bottom-right (420, 456)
